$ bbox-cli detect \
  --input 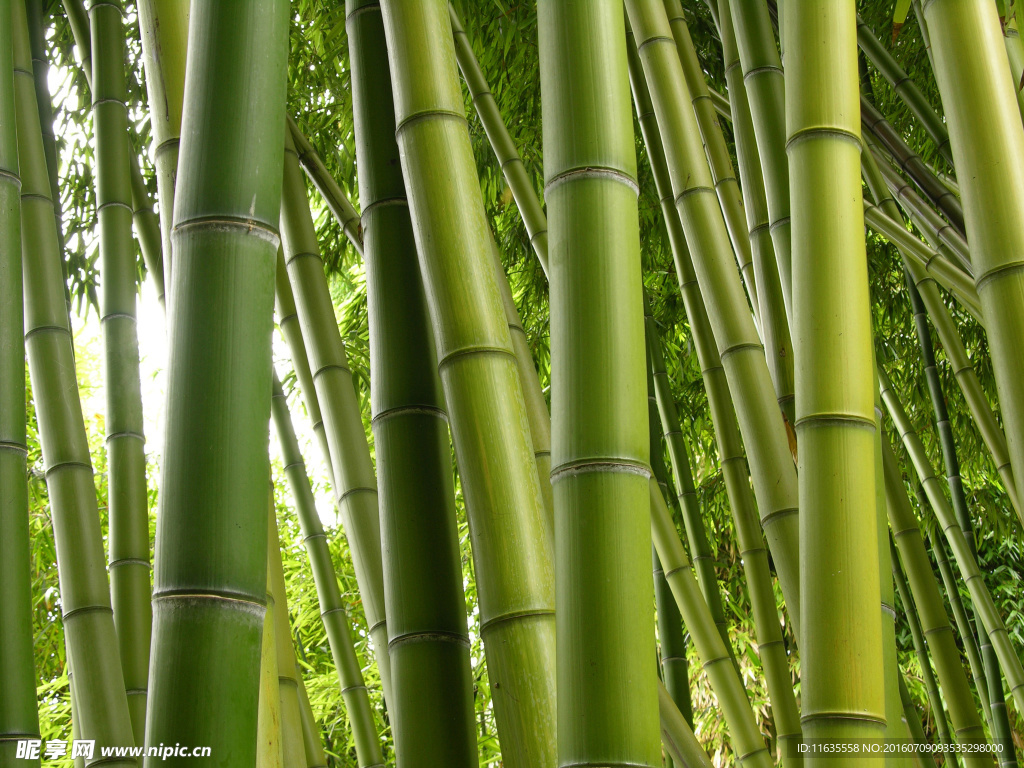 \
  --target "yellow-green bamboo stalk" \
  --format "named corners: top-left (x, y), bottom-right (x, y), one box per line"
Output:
top-left (257, 564), bottom-right (283, 768)
top-left (296, 669), bottom-right (328, 768)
